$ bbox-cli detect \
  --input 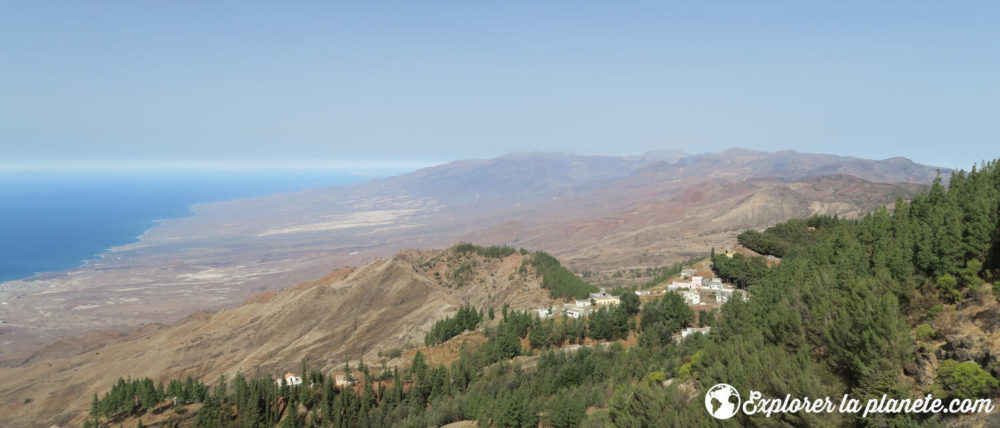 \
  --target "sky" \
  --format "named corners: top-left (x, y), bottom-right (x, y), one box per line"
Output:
top-left (1, 1), bottom-right (998, 171)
